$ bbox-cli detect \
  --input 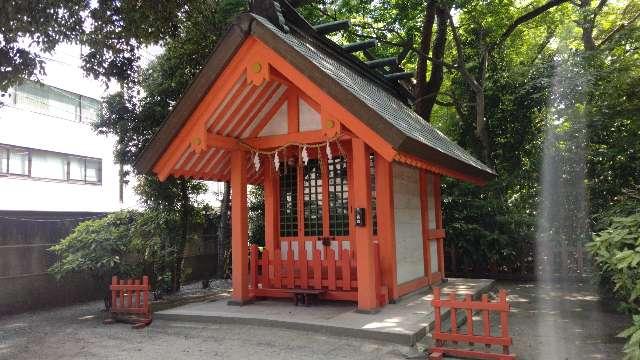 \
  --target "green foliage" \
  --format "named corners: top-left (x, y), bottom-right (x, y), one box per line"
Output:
top-left (588, 212), bottom-right (640, 304)
top-left (248, 185), bottom-right (265, 246)
top-left (91, 0), bottom-right (245, 290)
top-left (49, 207), bottom-right (218, 294)
top-left (0, 0), bottom-right (86, 91)
top-left (618, 315), bottom-right (640, 360)
top-left (588, 188), bottom-right (640, 359)
top-left (49, 211), bottom-right (150, 283)
top-left (1, 0), bottom-right (248, 90)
